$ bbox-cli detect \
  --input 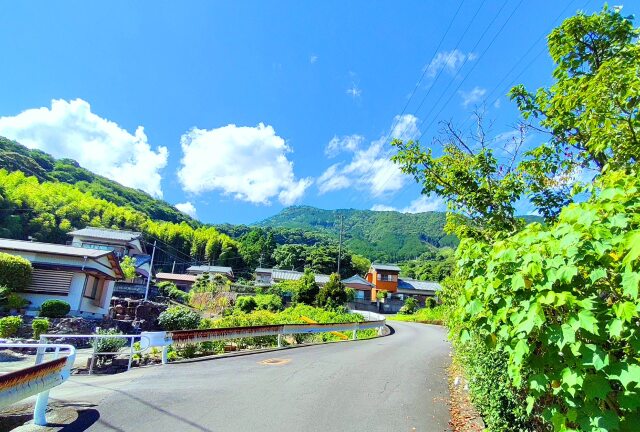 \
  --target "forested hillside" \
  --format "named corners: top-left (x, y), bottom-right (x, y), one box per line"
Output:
top-left (258, 205), bottom-right (458, 262)
top-left (0, 136), bottom-right (194, 224)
